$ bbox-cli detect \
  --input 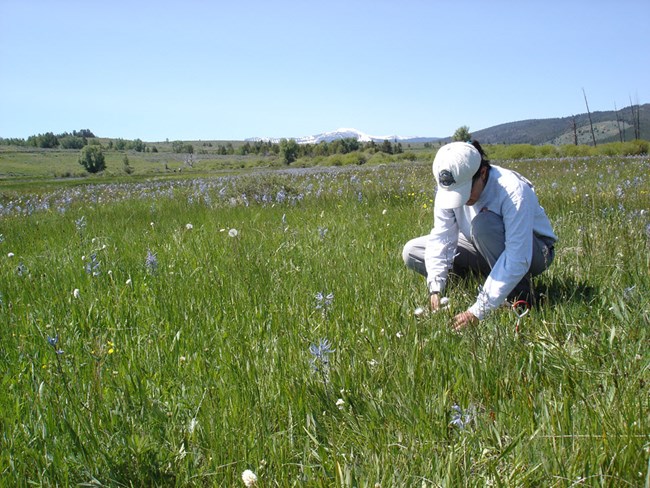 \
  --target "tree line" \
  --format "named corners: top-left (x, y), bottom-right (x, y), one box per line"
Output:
top-left (0, 129), bottom-right (96, 149)
top-left (0, 130), bottom-right (152, 153)
top-left (224, 138), bottom-right (404, 164)
top-left (0, 131), bottom-right (405, 163)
